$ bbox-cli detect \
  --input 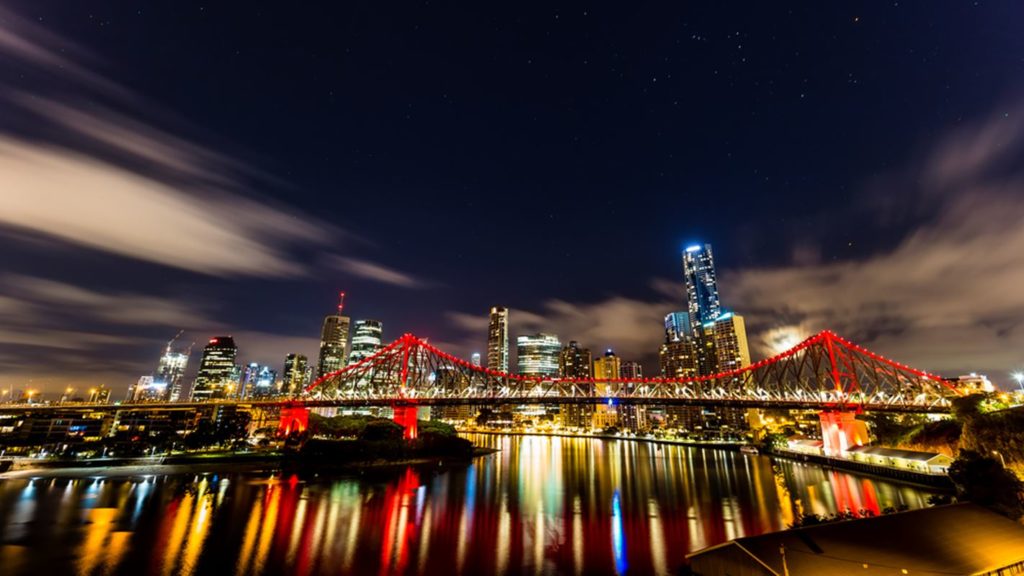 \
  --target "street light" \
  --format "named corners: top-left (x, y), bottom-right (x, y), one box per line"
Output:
top-left (1012, 372), bottom-right (1024, 393)
top-left (993, 450), bottom-right (1006, 467)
